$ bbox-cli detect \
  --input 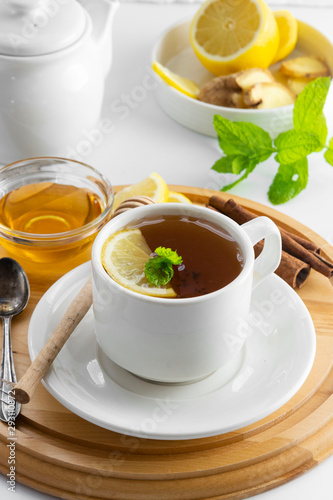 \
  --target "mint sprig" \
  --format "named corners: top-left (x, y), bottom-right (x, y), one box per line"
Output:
top-left (145, 247), bottom-right (183, 287)
top-left (324, 137), bottom-right (333, 165)
top-left (212, 77), bottom-right (332, 204)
